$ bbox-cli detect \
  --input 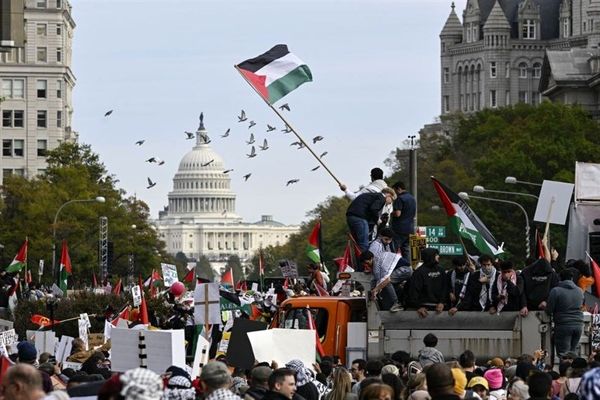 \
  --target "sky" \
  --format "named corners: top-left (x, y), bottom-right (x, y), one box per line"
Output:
top-left (71, 0), bottom-right (468, 225)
